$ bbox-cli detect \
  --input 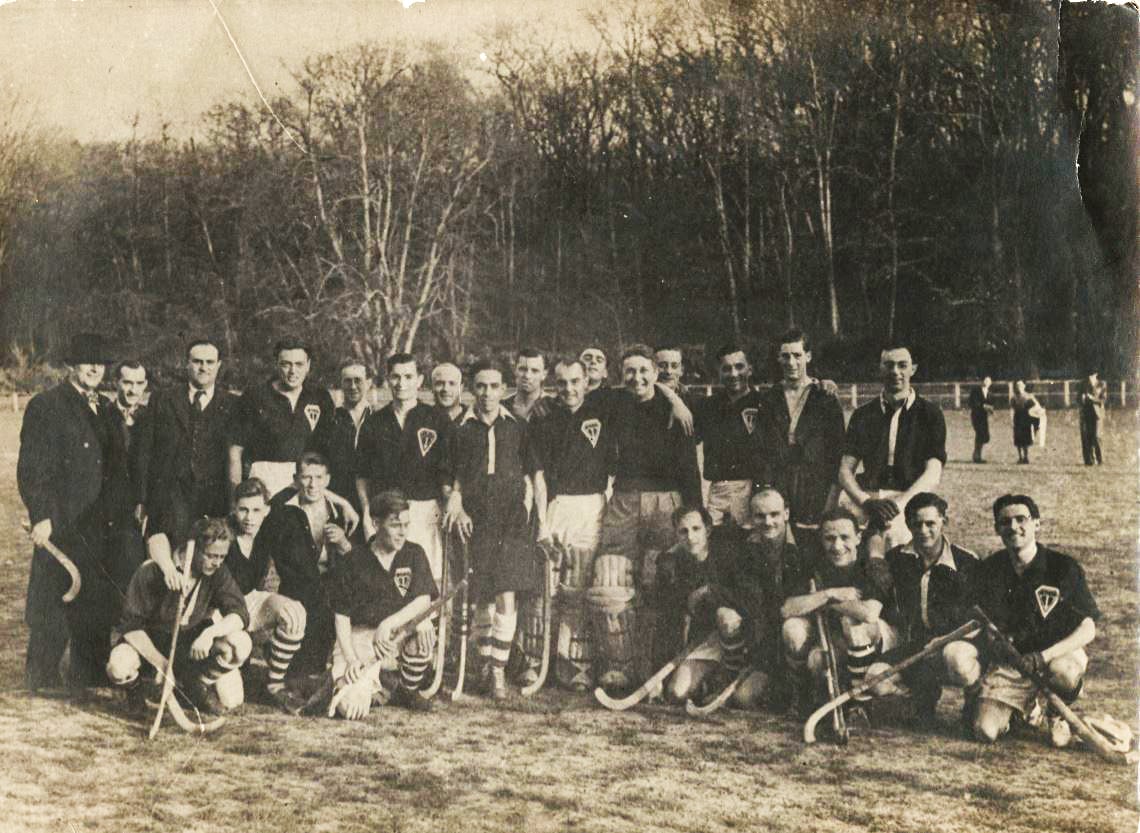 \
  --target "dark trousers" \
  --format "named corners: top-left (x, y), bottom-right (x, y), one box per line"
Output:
top-left (1080, 419), bottom-right (1103, 465)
